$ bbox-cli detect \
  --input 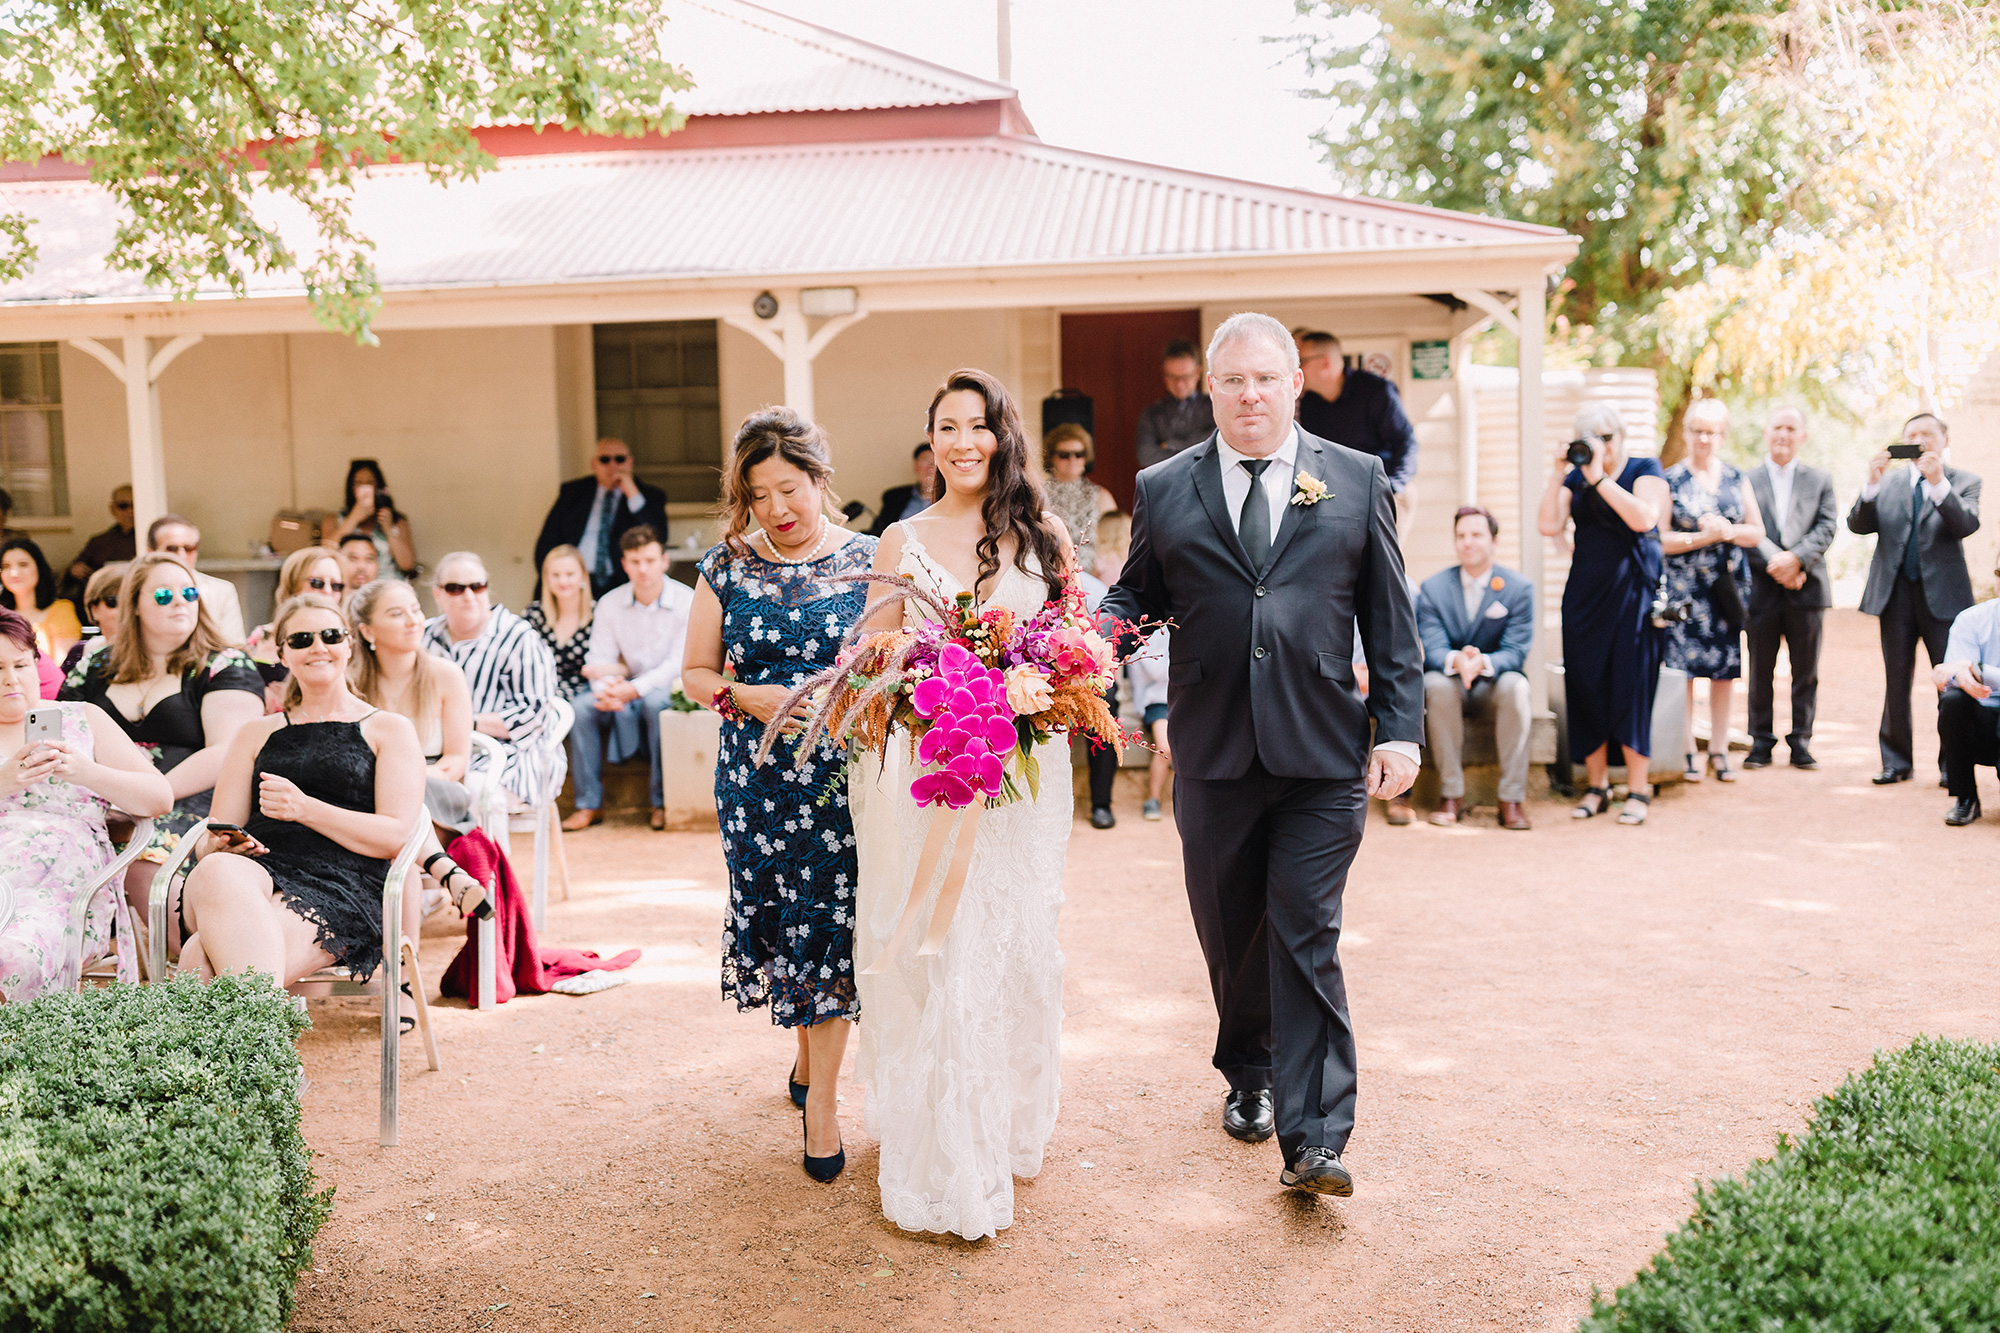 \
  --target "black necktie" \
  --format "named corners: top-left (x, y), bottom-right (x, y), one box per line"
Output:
top-left (1238, 459), bottom-right (1272, 571)
top-left (1901, 475), bottom-right (1925, 583)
